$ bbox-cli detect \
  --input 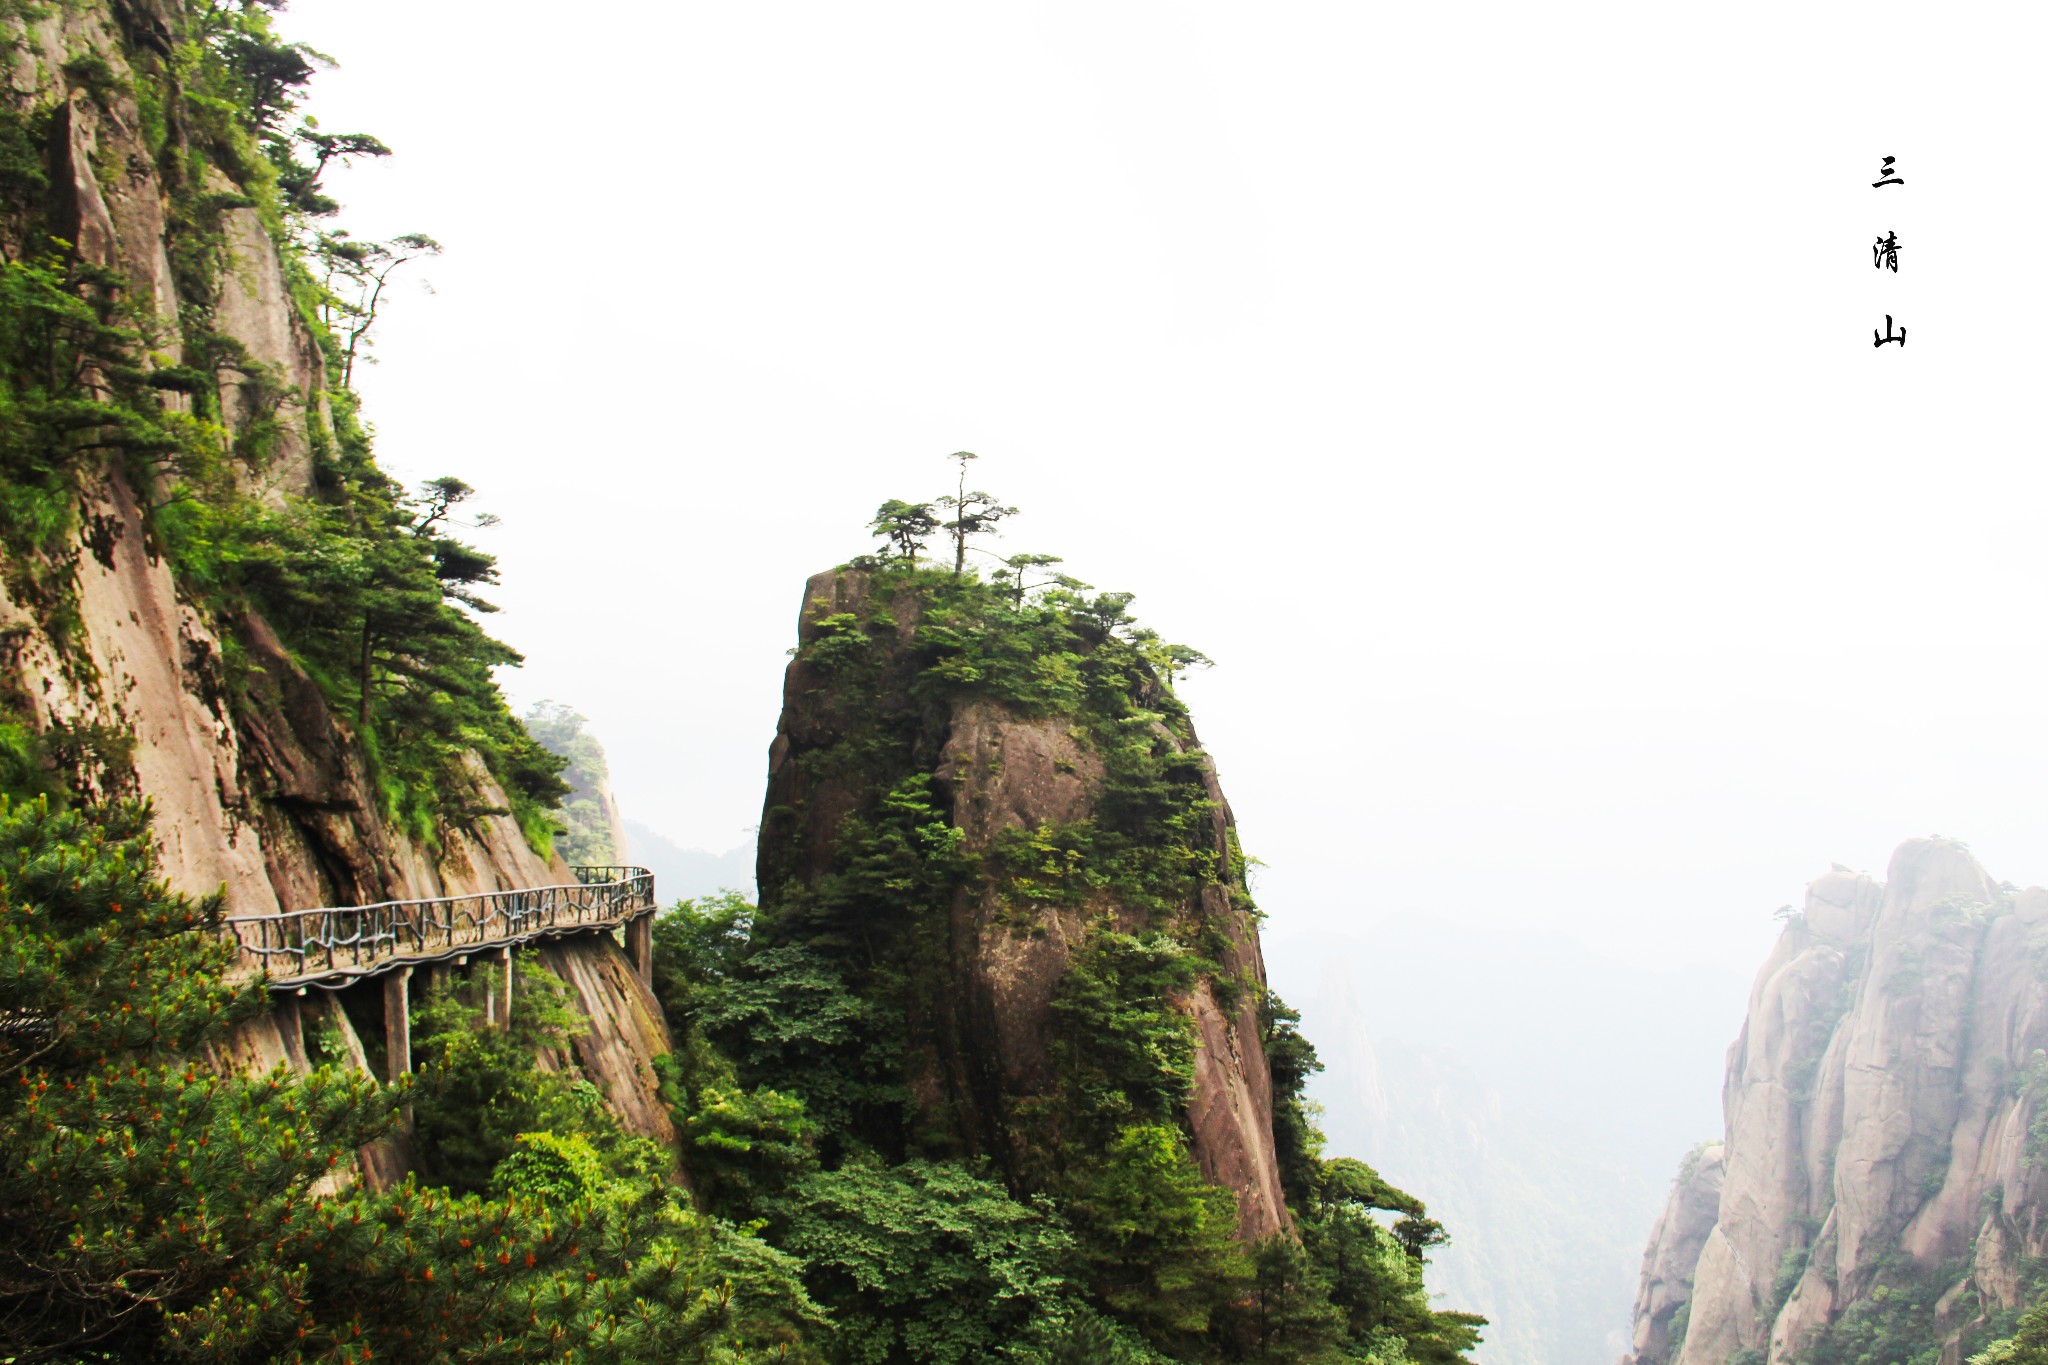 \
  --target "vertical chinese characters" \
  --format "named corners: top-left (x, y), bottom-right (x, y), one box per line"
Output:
top-left (1872, 156), bottom-right (1904, 348)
